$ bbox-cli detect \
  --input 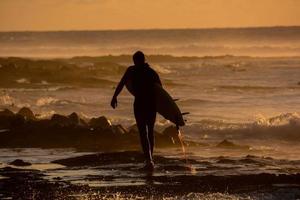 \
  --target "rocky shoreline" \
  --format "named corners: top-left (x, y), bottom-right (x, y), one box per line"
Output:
top-left (0, 107), bottom-right (201, 150)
